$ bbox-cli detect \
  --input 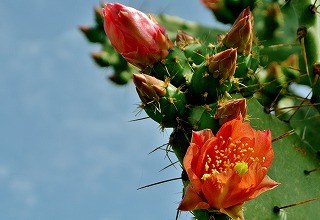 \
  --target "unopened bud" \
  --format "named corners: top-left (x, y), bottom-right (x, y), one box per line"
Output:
top-left (207, 48), bottom-right (237, 82)
top-left (215, 98), bottom-right (247, 125)
top-left (133, 74), bottom-right (166, 104)
top-left (103, 3), bottom-right (173, 69)
top-left (222, 7), bottom-right (254, 55)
